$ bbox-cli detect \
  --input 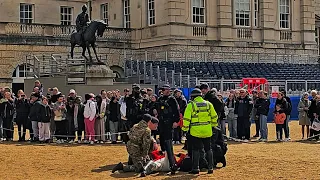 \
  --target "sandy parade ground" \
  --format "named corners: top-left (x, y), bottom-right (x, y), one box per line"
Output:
top-left (0, 121), bottom-right (319, 180)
